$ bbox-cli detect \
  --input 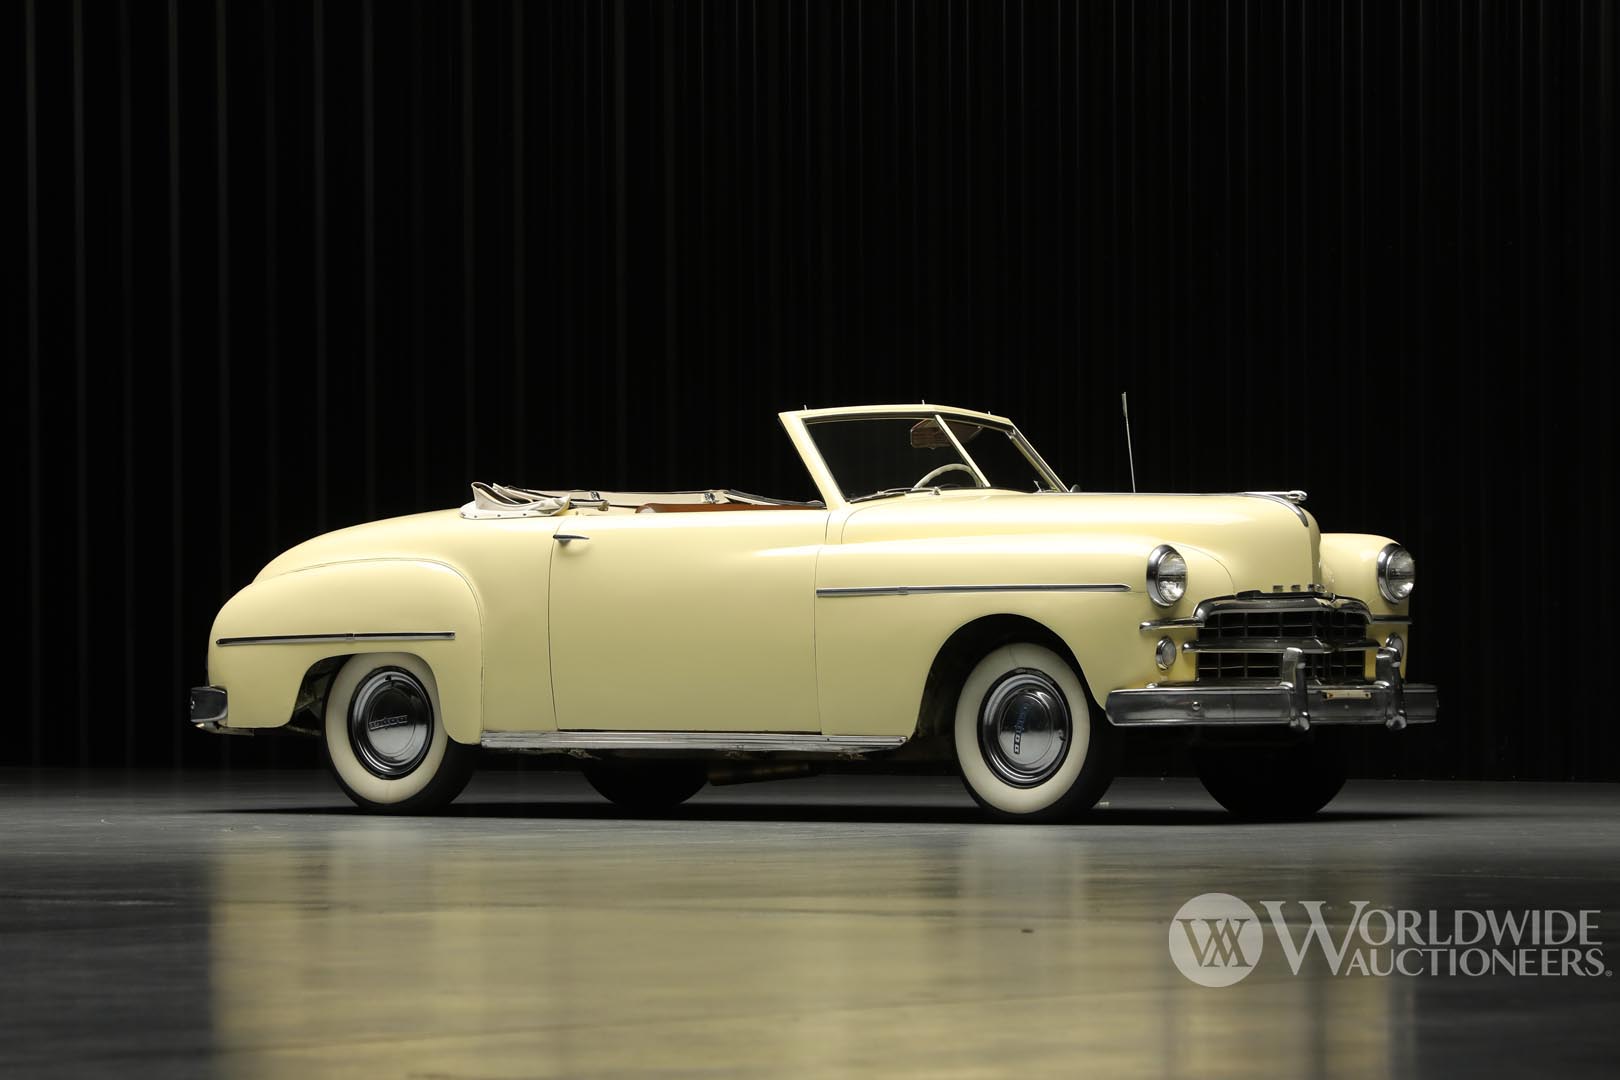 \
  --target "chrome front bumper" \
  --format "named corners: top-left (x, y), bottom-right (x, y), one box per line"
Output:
top-left (1105, 646), bottom-right (1436, 732)
top-left (188, 685), bottom-right (247, 735)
